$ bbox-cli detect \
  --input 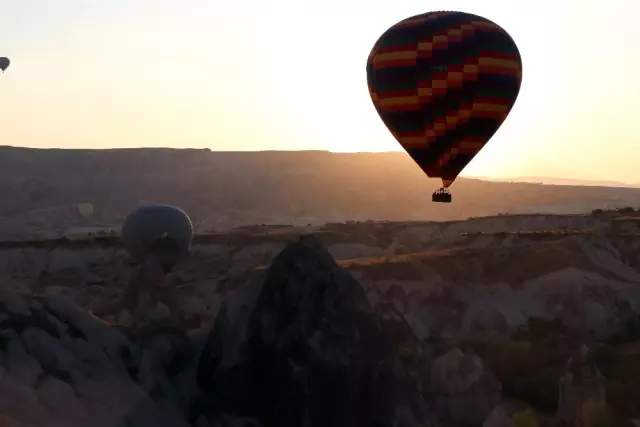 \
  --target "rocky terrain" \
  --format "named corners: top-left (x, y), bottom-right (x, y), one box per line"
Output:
top-left (0, 212), bottom-right (639, 426)
top-left (3, 146), bottom-right (640, 240)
